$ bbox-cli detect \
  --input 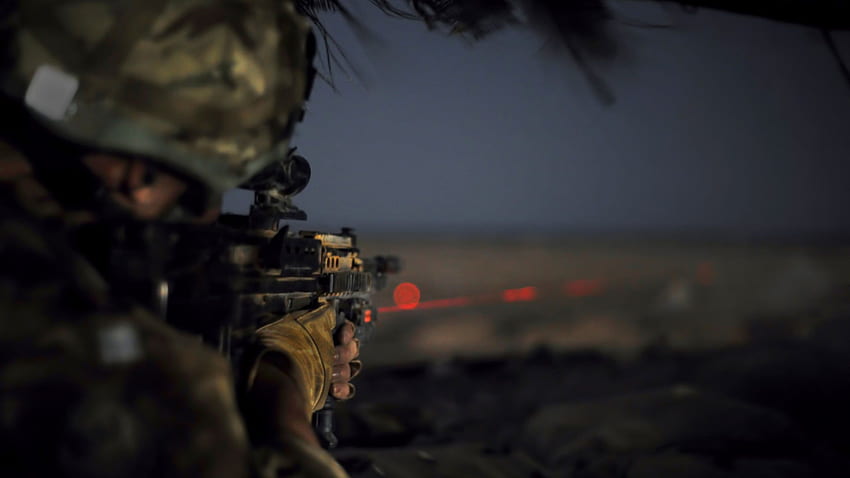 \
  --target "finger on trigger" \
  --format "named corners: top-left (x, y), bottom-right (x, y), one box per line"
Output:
top-left (334, 321), bottom-right (355, 345)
